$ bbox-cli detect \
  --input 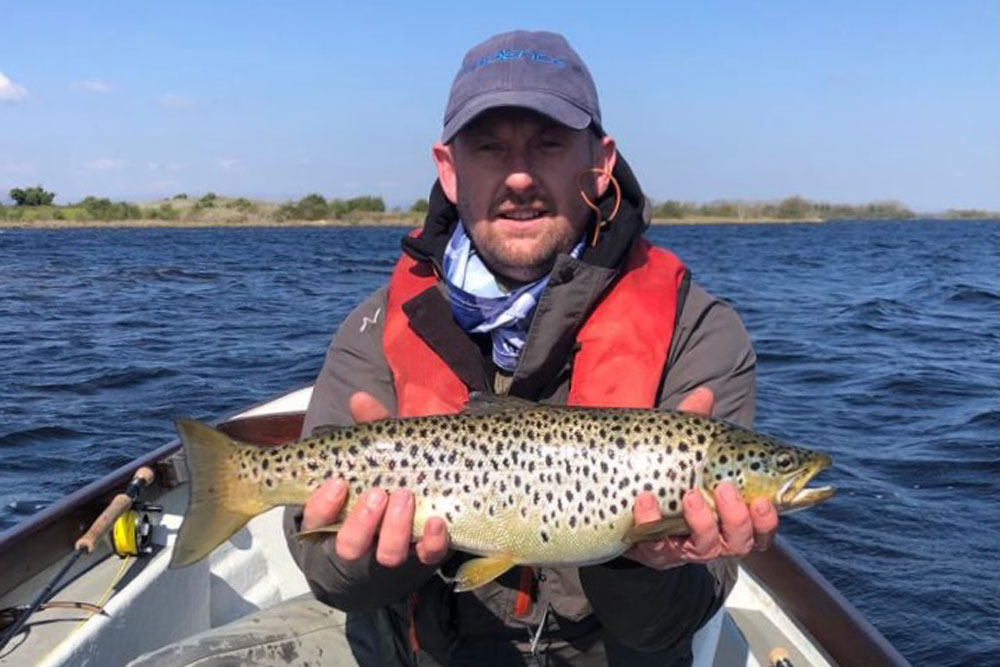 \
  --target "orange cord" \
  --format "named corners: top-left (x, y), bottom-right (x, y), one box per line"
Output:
top-left (577, 167), bottom-right (621, 246)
